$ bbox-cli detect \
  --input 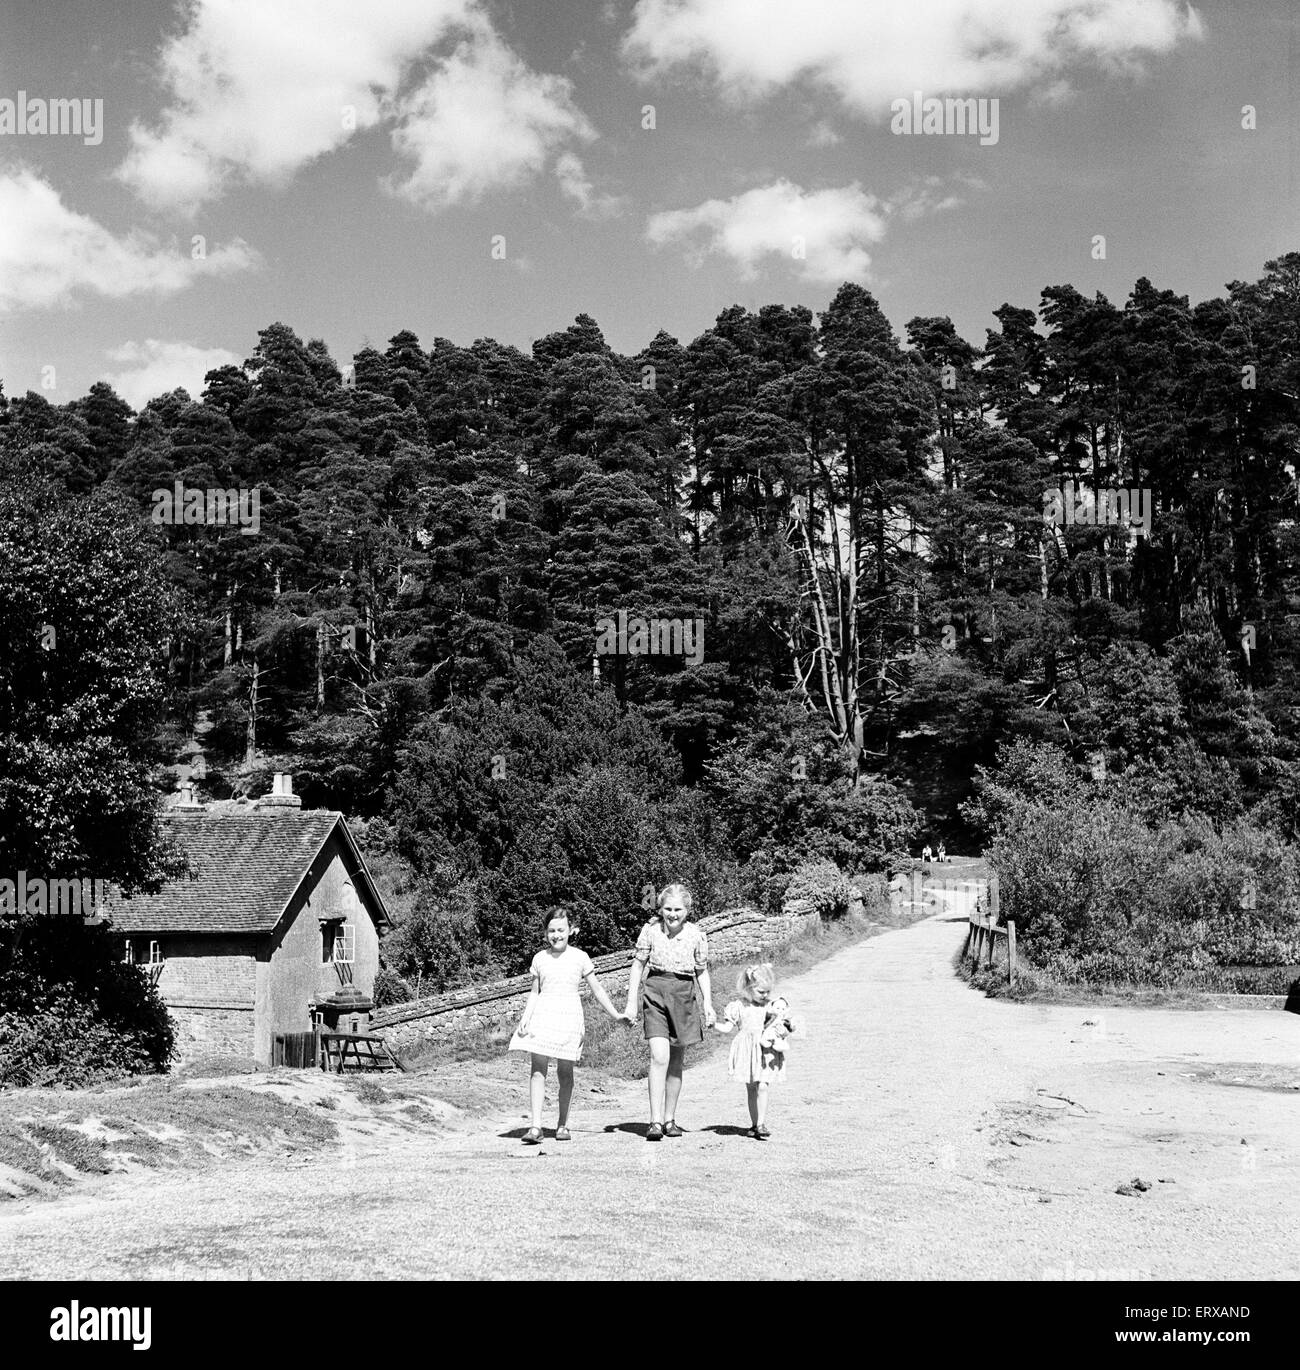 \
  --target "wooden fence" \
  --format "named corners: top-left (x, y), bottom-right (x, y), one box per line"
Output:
top-left (962, 872), bottom-right (1017, 981)
top-left (964, 909), bottom-right (1013, 986)
top-left (272, 1030), bottom-right (319, 1068)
